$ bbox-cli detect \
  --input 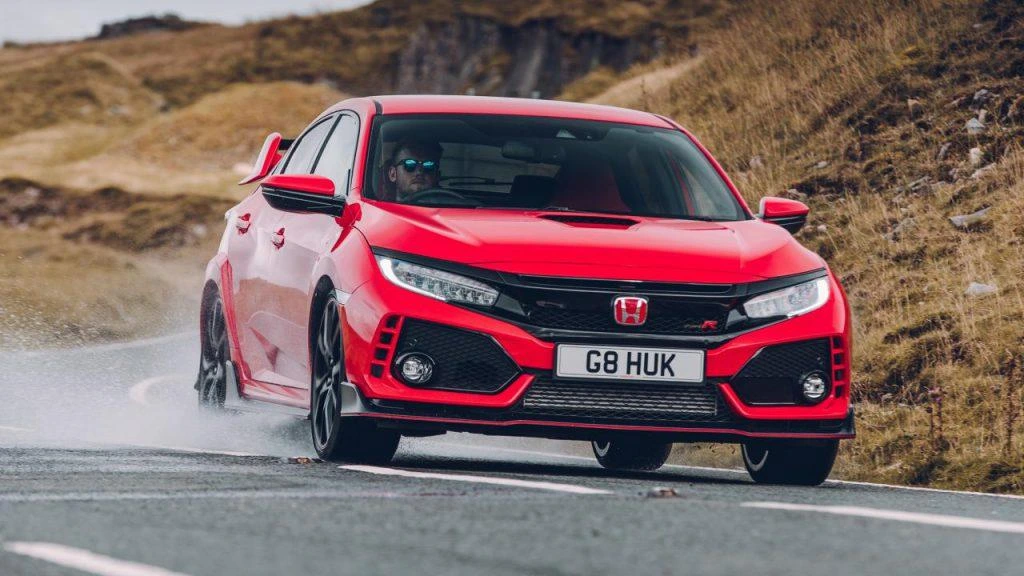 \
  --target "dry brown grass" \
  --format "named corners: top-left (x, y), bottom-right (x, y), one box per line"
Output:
top-left (585, 0), bottom-right (1024, 491)
top-left (0, 82), bottom-right (344, 198)
top-left (118, 82), bottom-right (344, 171)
